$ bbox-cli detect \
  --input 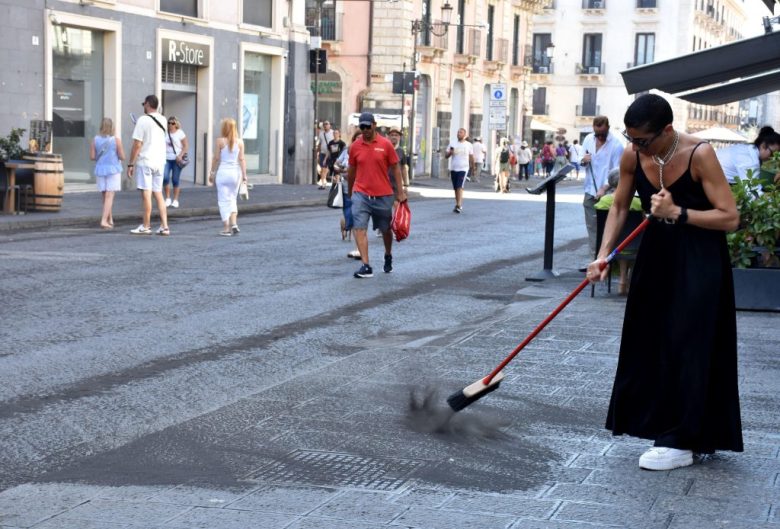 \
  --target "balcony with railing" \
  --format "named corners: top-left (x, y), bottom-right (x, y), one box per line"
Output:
top-left (576, 62), bottom-right (605, 76)
top-left (528, 56), bottom-right (554, 74)
top-left (417, 21), bottom-right (449, 60)
top-left (454, 27), bottom-right (481, 66)
top-left (576, 104), bottom-right (600, 117)
top-left (582, 0), bottom-right (605, 9)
